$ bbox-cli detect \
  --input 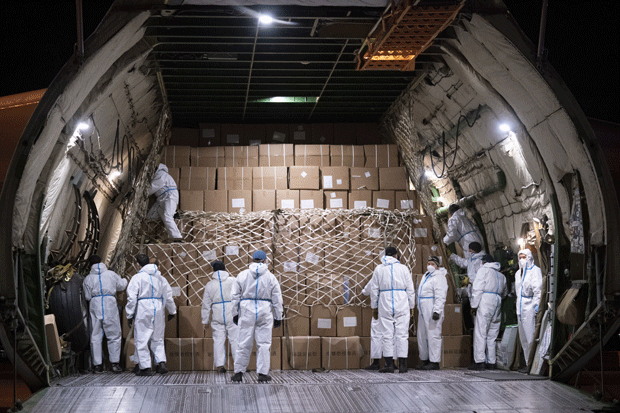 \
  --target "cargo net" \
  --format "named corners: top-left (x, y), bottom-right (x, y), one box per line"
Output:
top-left (127, 209), bottom-right (417, 318)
